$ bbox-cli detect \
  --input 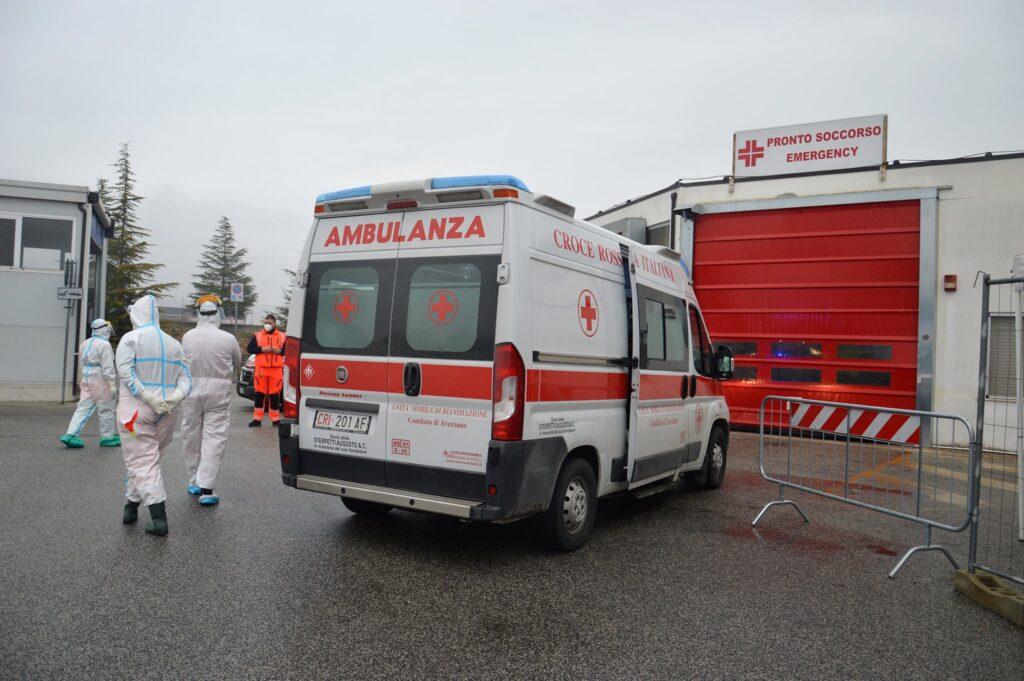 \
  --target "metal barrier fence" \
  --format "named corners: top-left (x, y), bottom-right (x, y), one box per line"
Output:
top-left (969, 274), bottom-right (1024, 587)
top-left (754, 395), bottom-right (974, 578)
